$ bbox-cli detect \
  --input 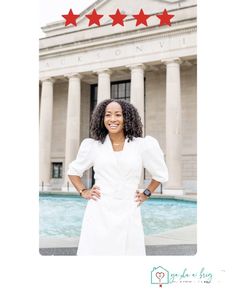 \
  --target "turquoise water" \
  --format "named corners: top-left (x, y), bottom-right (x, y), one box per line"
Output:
top-left (39, 196), bottom-right (197, 238)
